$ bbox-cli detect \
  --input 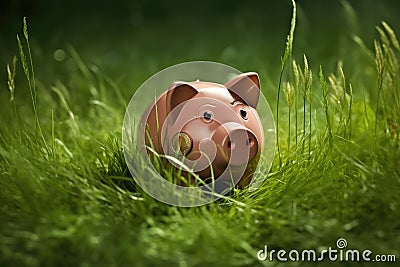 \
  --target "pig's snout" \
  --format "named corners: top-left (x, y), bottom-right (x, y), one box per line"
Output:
top-left (225, 128), bottom-right (258, 166)
top-left (213, 122), bottom-right (259, 166)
